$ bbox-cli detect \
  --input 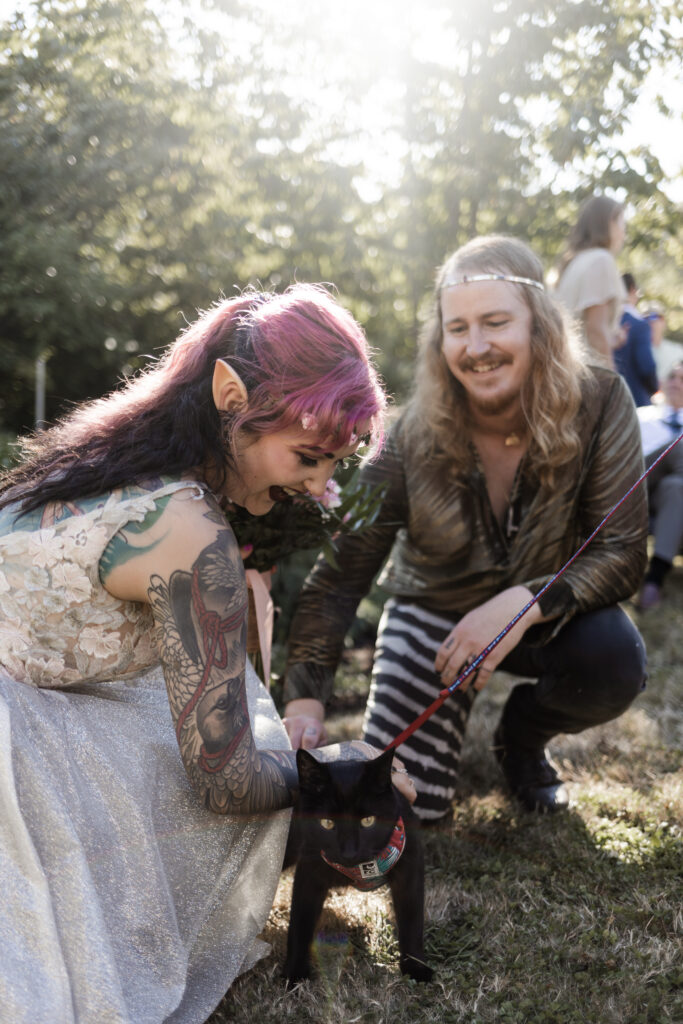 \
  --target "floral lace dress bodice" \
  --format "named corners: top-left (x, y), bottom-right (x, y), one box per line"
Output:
top-left (0, 479), bottom-right (205, 689)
